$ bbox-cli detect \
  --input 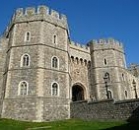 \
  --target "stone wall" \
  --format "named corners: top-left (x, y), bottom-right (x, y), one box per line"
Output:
top-left (0, 37), bottom-right (8, 117)
top-left (70, 99), bottom-right (139, 121)
top-left (2, 97), bottom-right (69, 121)
top-left (2, 97), bottom-right (37, 121)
